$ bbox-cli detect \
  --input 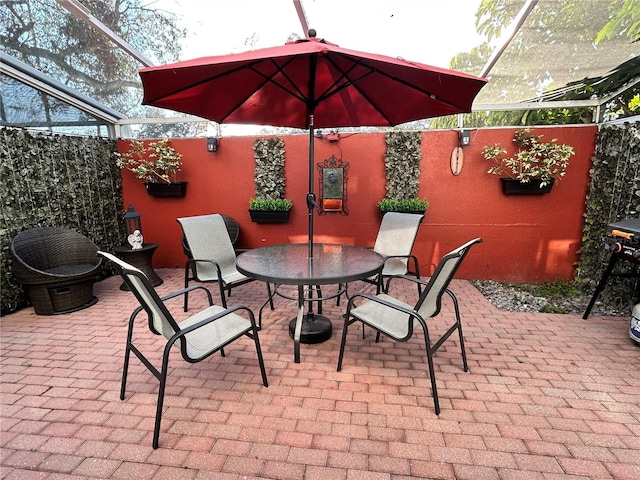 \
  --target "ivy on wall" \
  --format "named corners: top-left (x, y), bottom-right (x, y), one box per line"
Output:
top-left (252, 137), bottom-right (286, 199)
top-left (0, 128), bottom-right (126, 315)
top-left (383, 130), bottom-right (423, 200)
top-left (576, 122), bottom-right (640, 308)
